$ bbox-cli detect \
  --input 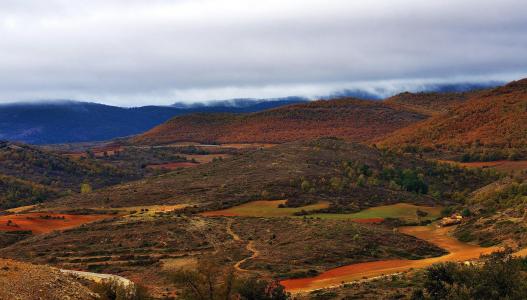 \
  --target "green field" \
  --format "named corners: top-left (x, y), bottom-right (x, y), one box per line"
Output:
top-left (307, 203), bottom-right (443, 222)
top-left (201, 201), bottom-right (442, 223)
top-left (201, 200), bottom-right (330, 217)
